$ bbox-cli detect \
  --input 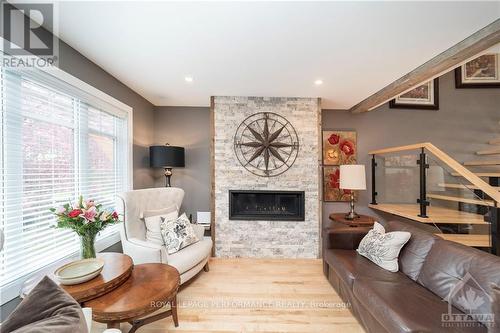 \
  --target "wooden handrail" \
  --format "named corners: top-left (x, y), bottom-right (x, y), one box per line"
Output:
top-left (349, 20), bottom-right (500, 113)
top-left (369, 142), bottom-right (430, 155)
top-left (369, 142), bottom-right (500, 204)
